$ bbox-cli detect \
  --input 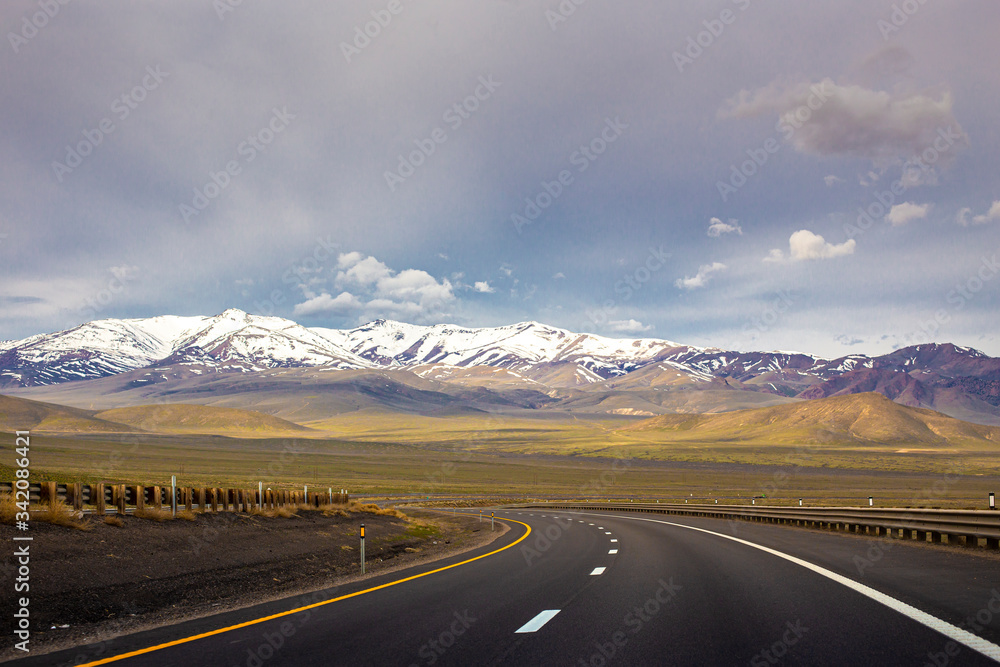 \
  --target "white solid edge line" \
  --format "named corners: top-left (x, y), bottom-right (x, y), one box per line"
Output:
top-left (592, 511), bottom-right (1000, 662)
top-left (590, 567), bottom-right (606, 575)
top-left (609, 549), bottom-right (618, 554)
top-left (515, 609), bottom-right (561, 633)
